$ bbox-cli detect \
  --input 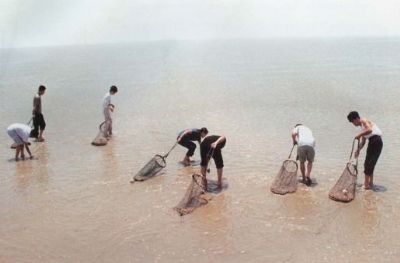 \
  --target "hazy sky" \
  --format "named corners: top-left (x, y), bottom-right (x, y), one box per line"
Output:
top-left (1, 0), bottom-right (399, 47)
